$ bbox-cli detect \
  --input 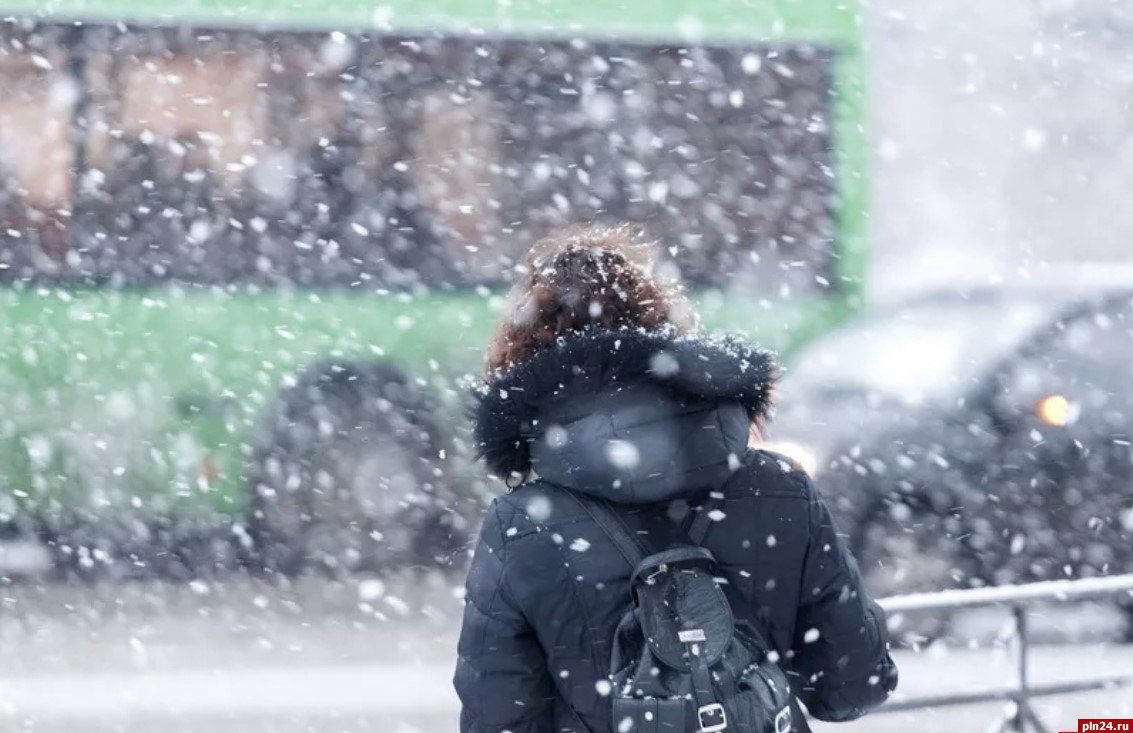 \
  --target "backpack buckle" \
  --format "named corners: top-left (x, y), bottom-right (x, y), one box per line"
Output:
top-left (697, 703), bottom-right (727, 732)
top-left (775, 706), bottom-right (792, 733)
